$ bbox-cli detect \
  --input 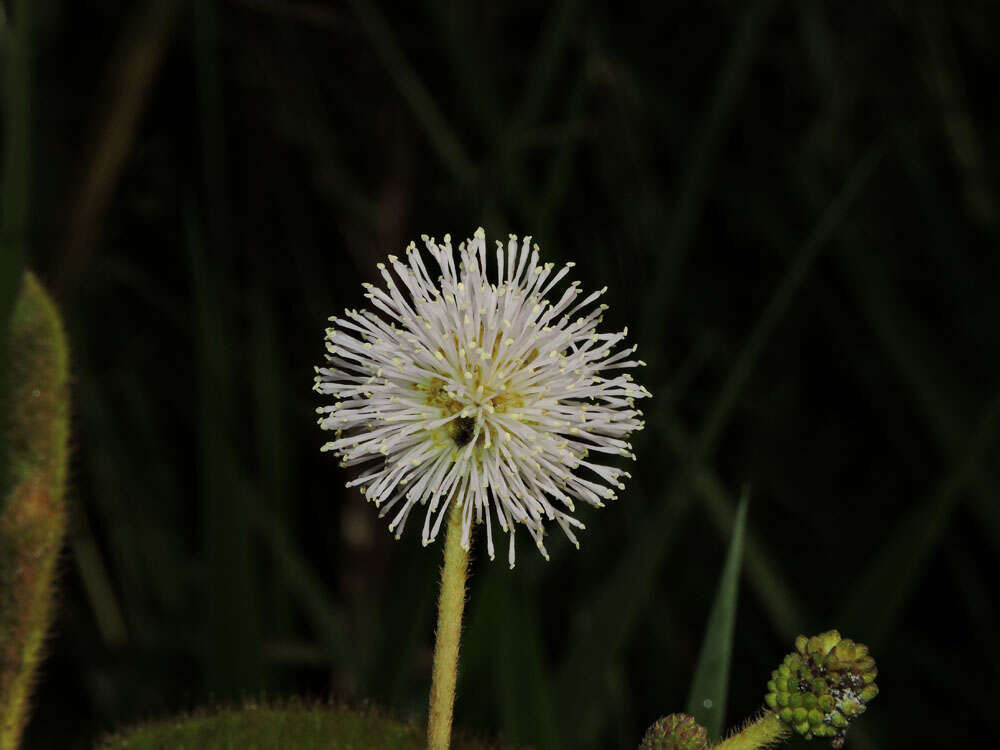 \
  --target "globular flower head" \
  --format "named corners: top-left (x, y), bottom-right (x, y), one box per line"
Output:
top-left (765, 630), bottom-right (879, 747)
top-left (639, 714), bottom-right (709, 750)
top-left (315, 229), bottom-right (649, 567)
